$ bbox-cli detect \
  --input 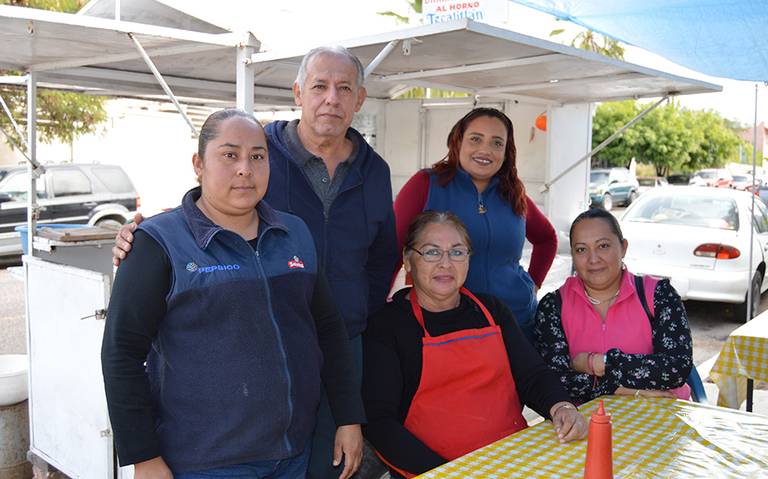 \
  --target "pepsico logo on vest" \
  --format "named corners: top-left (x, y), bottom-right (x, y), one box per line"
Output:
top-left (288, 256), bottom-right (305, 269)
top-left (186, 262), bottom-right (241, 273)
